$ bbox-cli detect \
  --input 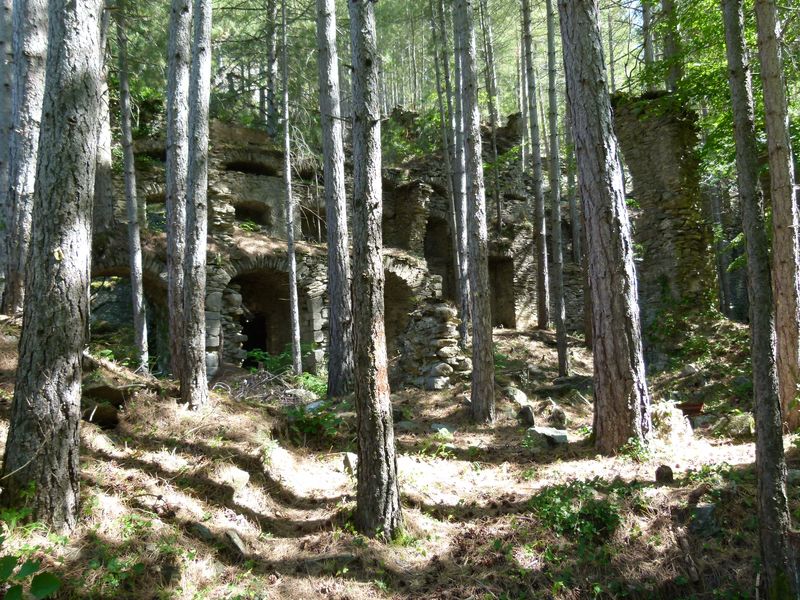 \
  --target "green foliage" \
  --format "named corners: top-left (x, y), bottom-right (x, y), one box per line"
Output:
top-left (0, 529), bottom-right (61, 599)
top-left (284, 400), bottom-right (342, 441)
top-left (238, 219), bottom-right (261, 233)
top-left (619, 437), bottom-right (651, 463)
top-left (528, 479), bottom-right (623, 545)
top-left (295, 372), bottom-right (327, 397)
